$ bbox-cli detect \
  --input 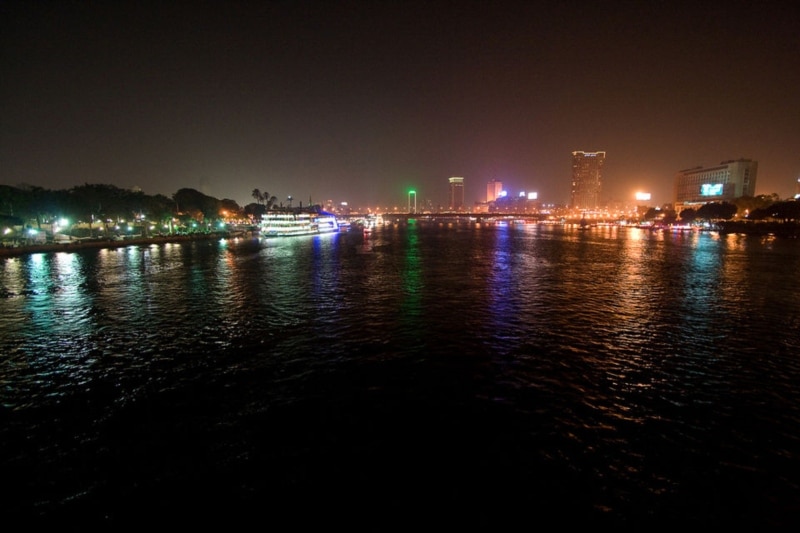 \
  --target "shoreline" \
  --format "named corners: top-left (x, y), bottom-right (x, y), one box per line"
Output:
top-left (2, 221), bottom-right (797, 259)
top-left (716, 220), bottom-right (800, 238)
top-left (0, 232), bottom-right (250, 259)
